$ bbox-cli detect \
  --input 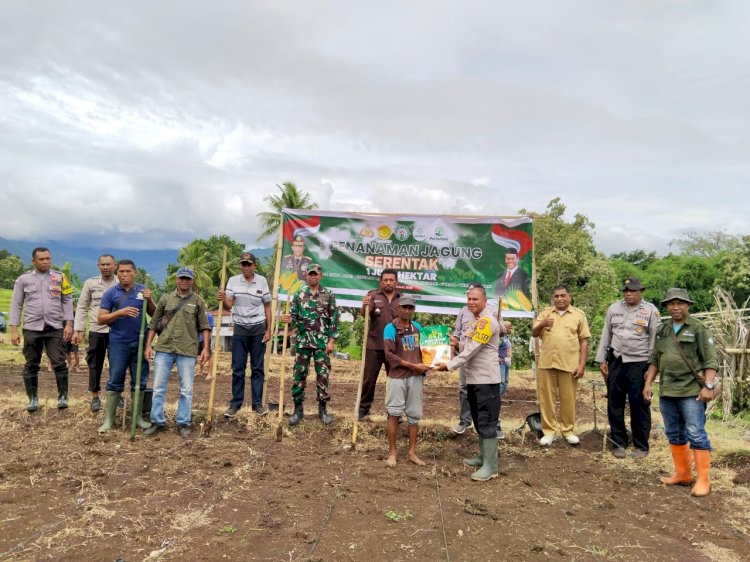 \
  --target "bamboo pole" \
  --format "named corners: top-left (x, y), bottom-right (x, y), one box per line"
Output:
top-left (351, 304), bottom-right (371, 450)
top-left (130, 294), bottom-right (149, 441)
top-left (204, 246), bottom-right (227, 436)
top-left (275, 297), bottom-right (292, 441)
top-left (262, 225), bottom-right (286, 406)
